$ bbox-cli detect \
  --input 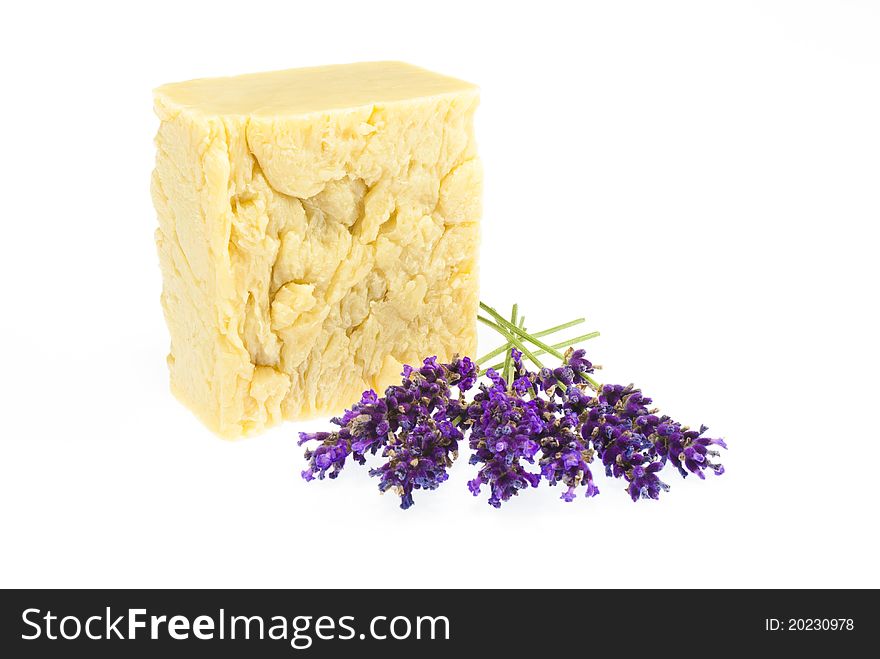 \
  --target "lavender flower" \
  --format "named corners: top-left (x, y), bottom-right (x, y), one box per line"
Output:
top-left (367, 356), bottom-right (469, 509)
top-left (298, 432), bottom-right (350, 482)
top-left (539, 430), bottom-right (600, 501)
top-left (582, 383), bottom-right (726, 501)
top-left (655, 419), bottom-right (727, 479)
top-left (466, 369), bottom-right (543, 507)
top-left (369, 418), bottom-right (463, 510)
top-left (579, 384), bottom-right (669, 501)
top-left (539, 371), bottom-right (600, 501)
top-left (300, 355), bottom-right (474, 509)
top-left (448, 355), bottom-right (478, 392)
top-left (566, 348), bottom-right (595, 385)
